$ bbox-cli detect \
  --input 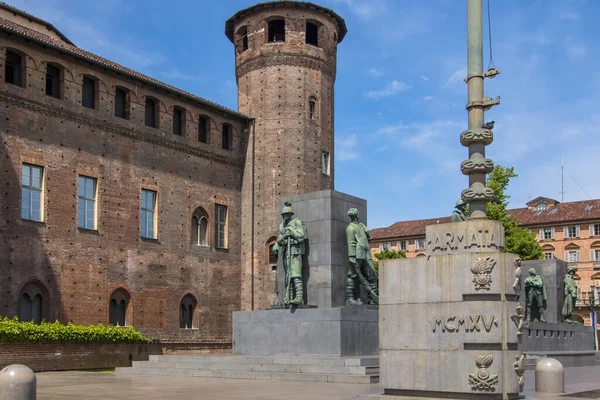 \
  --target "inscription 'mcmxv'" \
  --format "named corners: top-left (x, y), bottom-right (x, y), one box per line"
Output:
top-left (431, 315), bottom-right (499, 333)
